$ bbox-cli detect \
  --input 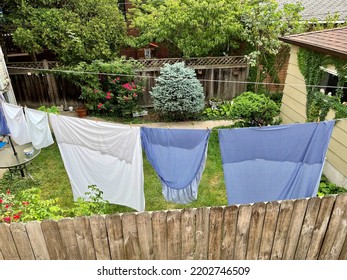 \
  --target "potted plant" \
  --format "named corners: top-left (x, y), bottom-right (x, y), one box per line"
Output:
top-left (76, 106), bottom-right (88, 118)
top-left (76, 86), bottom-right (103, 118)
